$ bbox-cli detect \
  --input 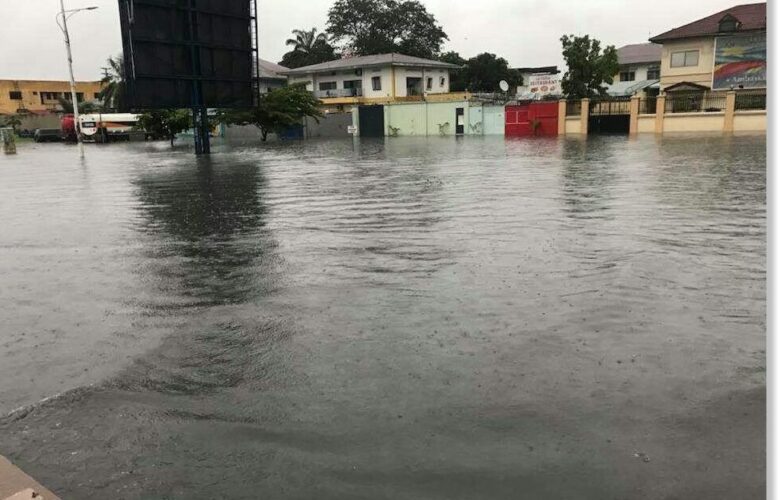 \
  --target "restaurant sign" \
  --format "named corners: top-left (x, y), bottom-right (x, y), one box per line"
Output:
top-left (527, 74), bottom-right (561, 96)
top-left (713, 33), bottom-right (766, 90)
